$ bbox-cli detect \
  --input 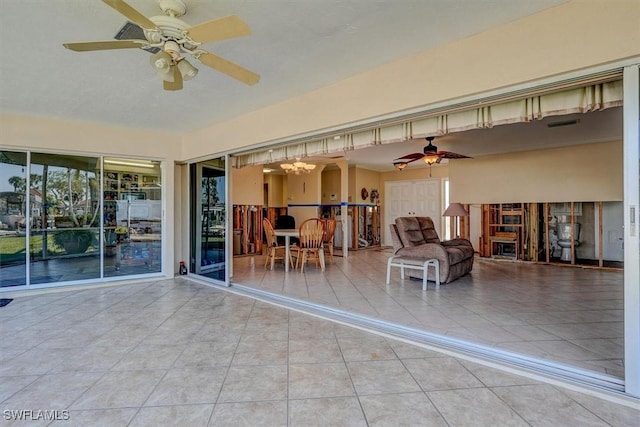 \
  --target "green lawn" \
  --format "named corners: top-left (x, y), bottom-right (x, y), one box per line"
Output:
top-left (0, 234), bottom-right (65, 265)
